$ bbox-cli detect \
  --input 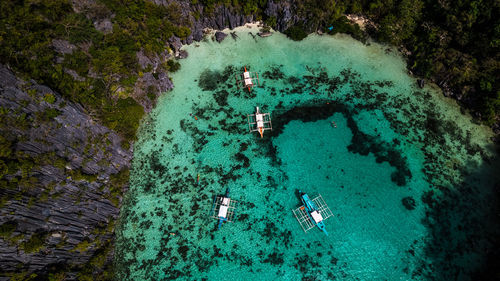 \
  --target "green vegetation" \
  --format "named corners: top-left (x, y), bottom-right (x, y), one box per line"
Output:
top-left (0, 113), bottom-right (42, 193)
top-left (47, 272), bottom-right (66, 281)
top-left (107, 168), bottom-right (130, 207)
top-left (0, 221), bottom-right (17, 239)
top-left (75, 242), bottom-right (115, 281)
top-left (68, 169), bottom-right (98, 183)
top-left (43, 93), bottom-right (56, 104)
top-left (102, 98), bottom-right (144, 141)
top-left (284, 24), bottom-right (309, 41)
top-left (166, 59), bottom-right (181, 73)
top-left (343, 0), bottom-right (498, 124)
top-left (0, 5), bottom-right (180, 269)
top-left (328, 16), bottom-right (366, 42)
top-left (0, 0), bottom-right (497, 133)
top-left (9, 272), bottom-right (38, 281)
top-left (39, 108), bottom-right (62, 121)
top-left (0, 0), bottom-right (192, 142)
top-left (20, 232), bottom-right (48, 253)
top-left (72, 239), bottom-right (92, 253)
